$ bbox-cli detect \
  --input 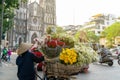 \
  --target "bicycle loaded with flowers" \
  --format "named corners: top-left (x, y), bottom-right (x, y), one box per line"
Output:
top-left (41, 33), bottom-right (98, 78)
